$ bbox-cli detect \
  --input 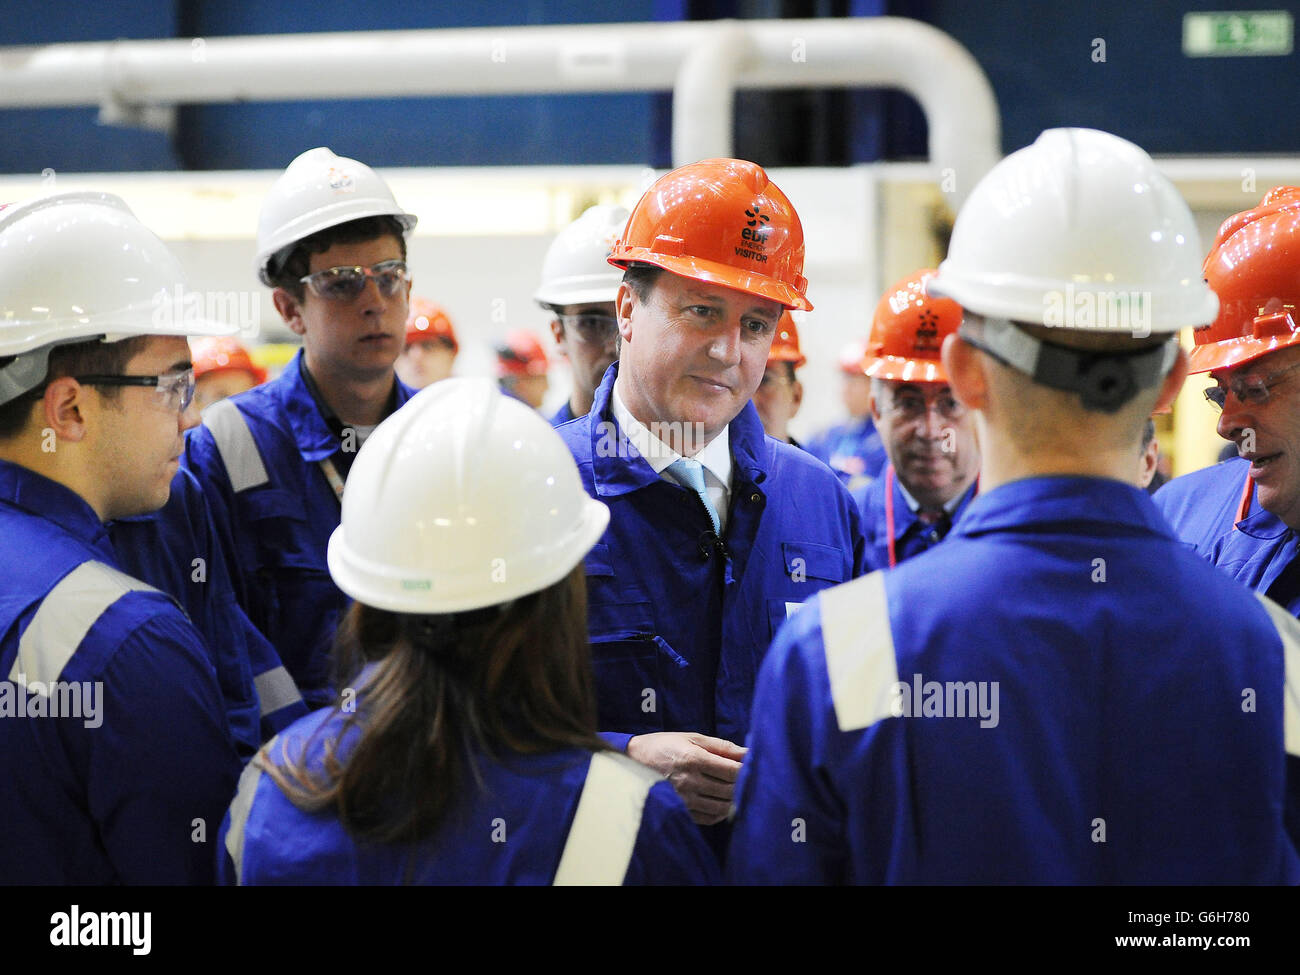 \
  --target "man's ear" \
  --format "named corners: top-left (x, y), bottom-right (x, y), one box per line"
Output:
top-left (941, 332), bottom-right (989, 413)
top-left (790, 378), bottom-right (804, 416)
top-left (41, 377), bottom-right (90, 444)
top-left (1152, 344), bottom-right (1189, 416)
top-left (615, 282), bottom-right (635, 344)
top-left (868, 383), bottom-right (882, 423)
top-left (272, 288), bottom-right (307, 337)
top-left (548, 317), bottom-right (567, 356)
